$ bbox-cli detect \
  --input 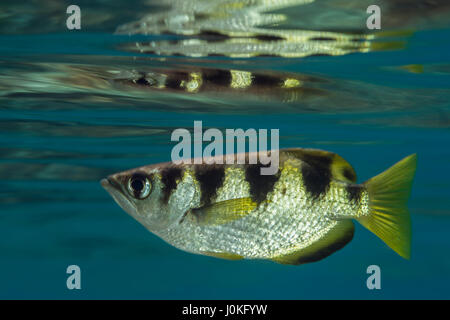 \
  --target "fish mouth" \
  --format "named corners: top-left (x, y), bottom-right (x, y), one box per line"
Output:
top-left (100, 177), bottom-right (121, 192)
top-left (100, 177), bottom-right (123, 200)
top-left (100, 178), bottom-right (110, 190)
top-left (100, 177), bottom-right (137, 213)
